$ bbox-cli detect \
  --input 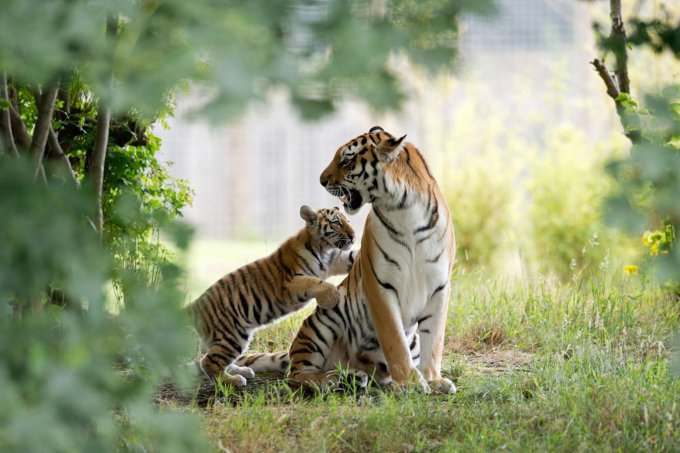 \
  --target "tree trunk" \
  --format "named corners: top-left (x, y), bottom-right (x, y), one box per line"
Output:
top-left (89, 103), bottom-right (111, 235)
top-left (88, 16), bottom-right (118, 236)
